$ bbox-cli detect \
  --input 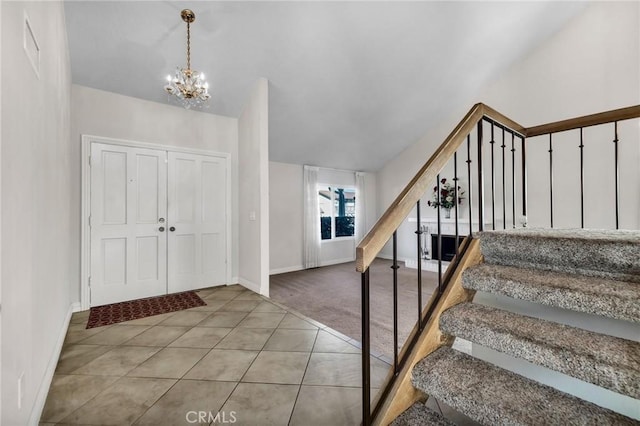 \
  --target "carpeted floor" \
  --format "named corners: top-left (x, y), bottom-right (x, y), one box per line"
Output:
top-left (270, 259), bottom-right (439, 357)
